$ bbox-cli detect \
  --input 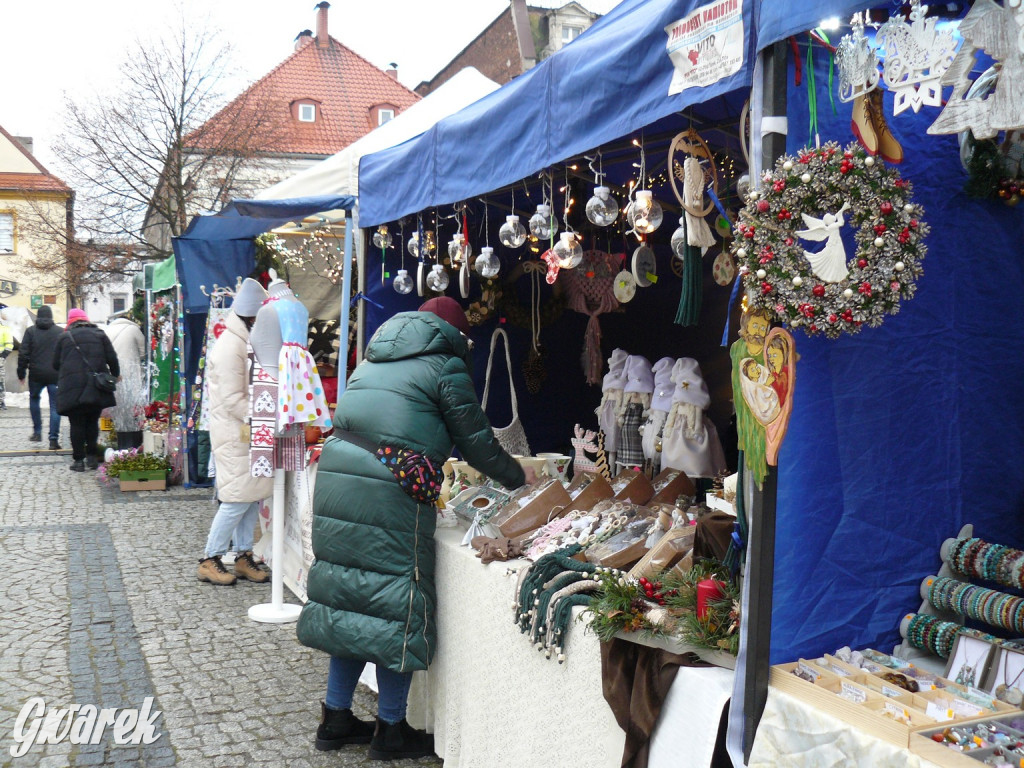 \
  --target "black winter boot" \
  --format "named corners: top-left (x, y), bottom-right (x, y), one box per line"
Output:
top-left (367, 717), bottom-right (435, 761)
top-left (315, 702), bottom-right (375, 751)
